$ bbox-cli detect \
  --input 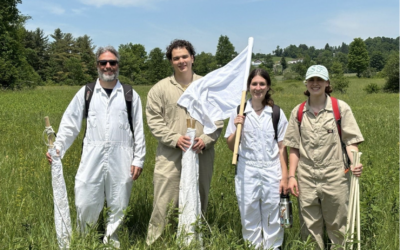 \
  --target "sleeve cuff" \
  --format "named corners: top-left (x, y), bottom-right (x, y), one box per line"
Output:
top-left (199, 134), bottom-right (212, 149)
top-left (54, 144), bottom-right (65, 159)
top-left (345, 137), bottom-right (364, 146)
top-left (131, 160), bottom-right (144, 168)
top-left (283, 140), bottom-right (299, 149)
top-left (171, 134), bottom-right (181, 148)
